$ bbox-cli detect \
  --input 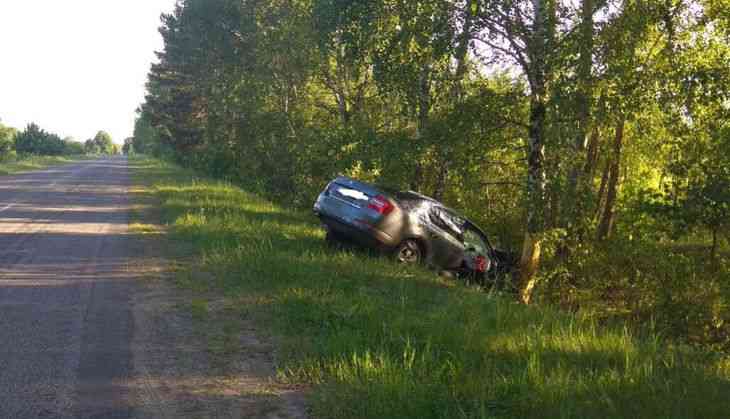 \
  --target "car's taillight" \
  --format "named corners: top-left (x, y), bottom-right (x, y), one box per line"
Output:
top-left (475, 255), bottom-right (488, 273)
top-left (368, 195), bottom-right (394, 215)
